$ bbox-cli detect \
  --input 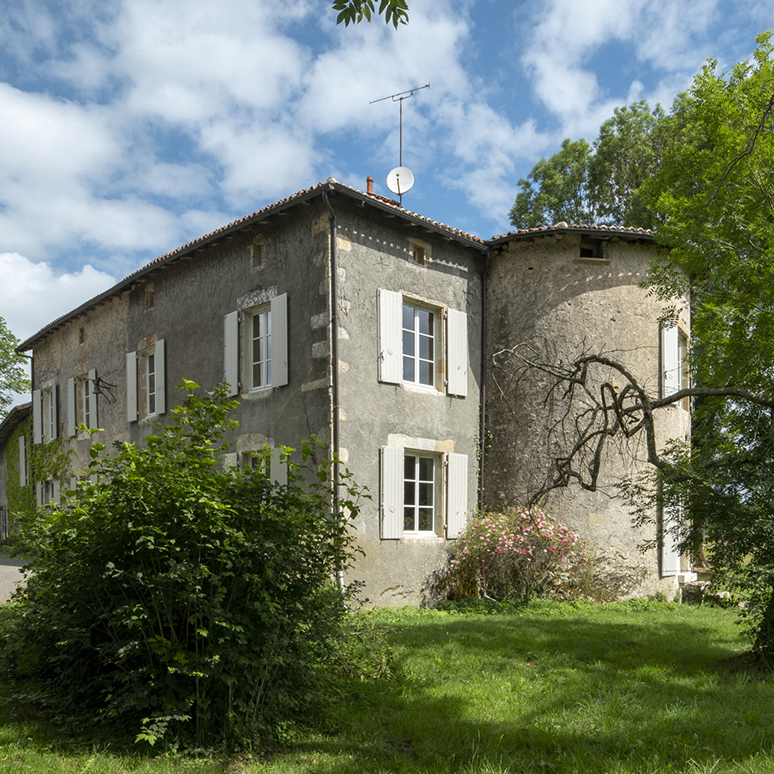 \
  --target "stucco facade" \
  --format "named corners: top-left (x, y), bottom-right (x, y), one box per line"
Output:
top-left (3, 181), bottom-right (692, 603)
